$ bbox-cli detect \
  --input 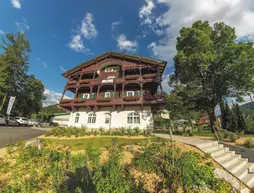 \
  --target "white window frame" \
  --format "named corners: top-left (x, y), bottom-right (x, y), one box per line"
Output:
top-left (127, 112), bottom-right (140, 124)
top-left (75, 113), bottom-right (80, 123)
top-left (87, 113), bottom-right (96, 124)
top-left (107, 75), bottom-right (116, 79)
top-left (127, 91), bottom-right (134, 96)
top-left (105, 66), bottom-right (119, 72)
top-left (83, 93), bottom-right (90, 99)
top-left (105, 91), bottom-right (113, 98)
